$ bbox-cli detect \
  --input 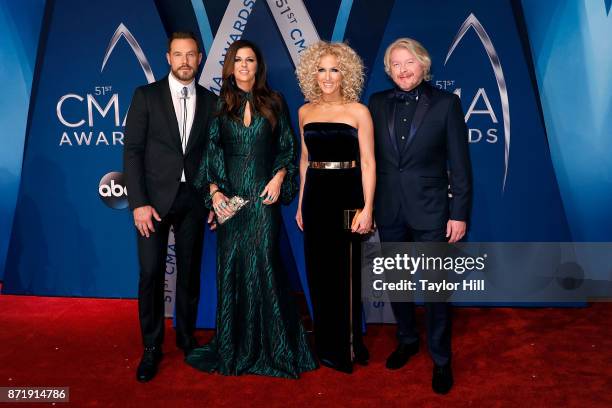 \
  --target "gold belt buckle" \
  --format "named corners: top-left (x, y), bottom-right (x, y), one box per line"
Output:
top-left (309, 160), bottom-right (357, 169)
